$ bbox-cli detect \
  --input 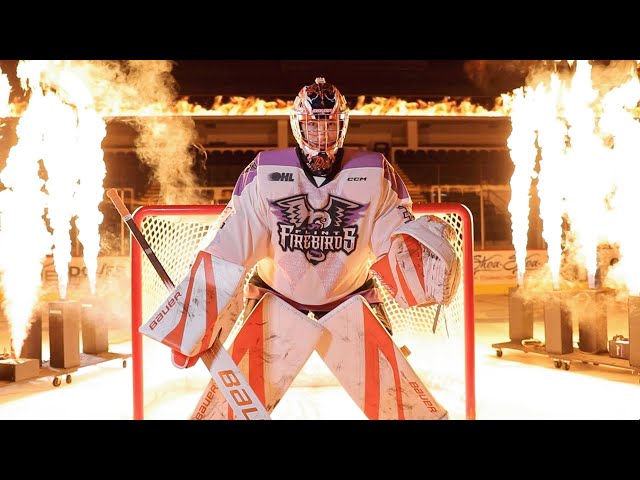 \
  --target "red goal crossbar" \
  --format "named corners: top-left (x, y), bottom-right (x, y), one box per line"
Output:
top-left (130, 203), bottom-right (475, 420)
